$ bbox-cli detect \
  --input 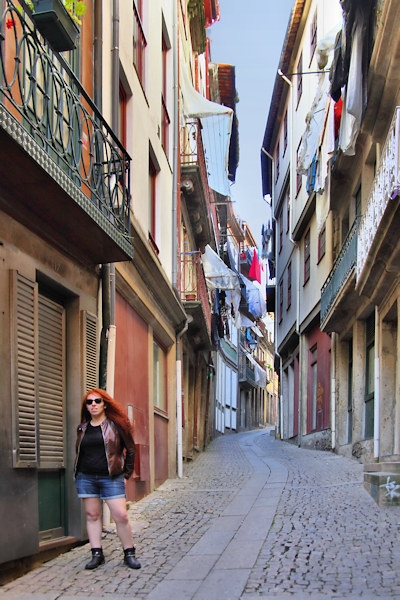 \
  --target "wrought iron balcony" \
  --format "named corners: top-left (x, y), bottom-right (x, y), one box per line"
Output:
top-left (0, 0), bottom-right (132, 264)
top-left (320, 217), bottom-right (359, 330)
top-left (238, 352), bottom-right (256, 388)
top-left (180, 117), bottom-right (214, 249)
top-left (180, 251), bottom-right (212, 349)
top-left (357, 106), bottom-right (400, 290)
